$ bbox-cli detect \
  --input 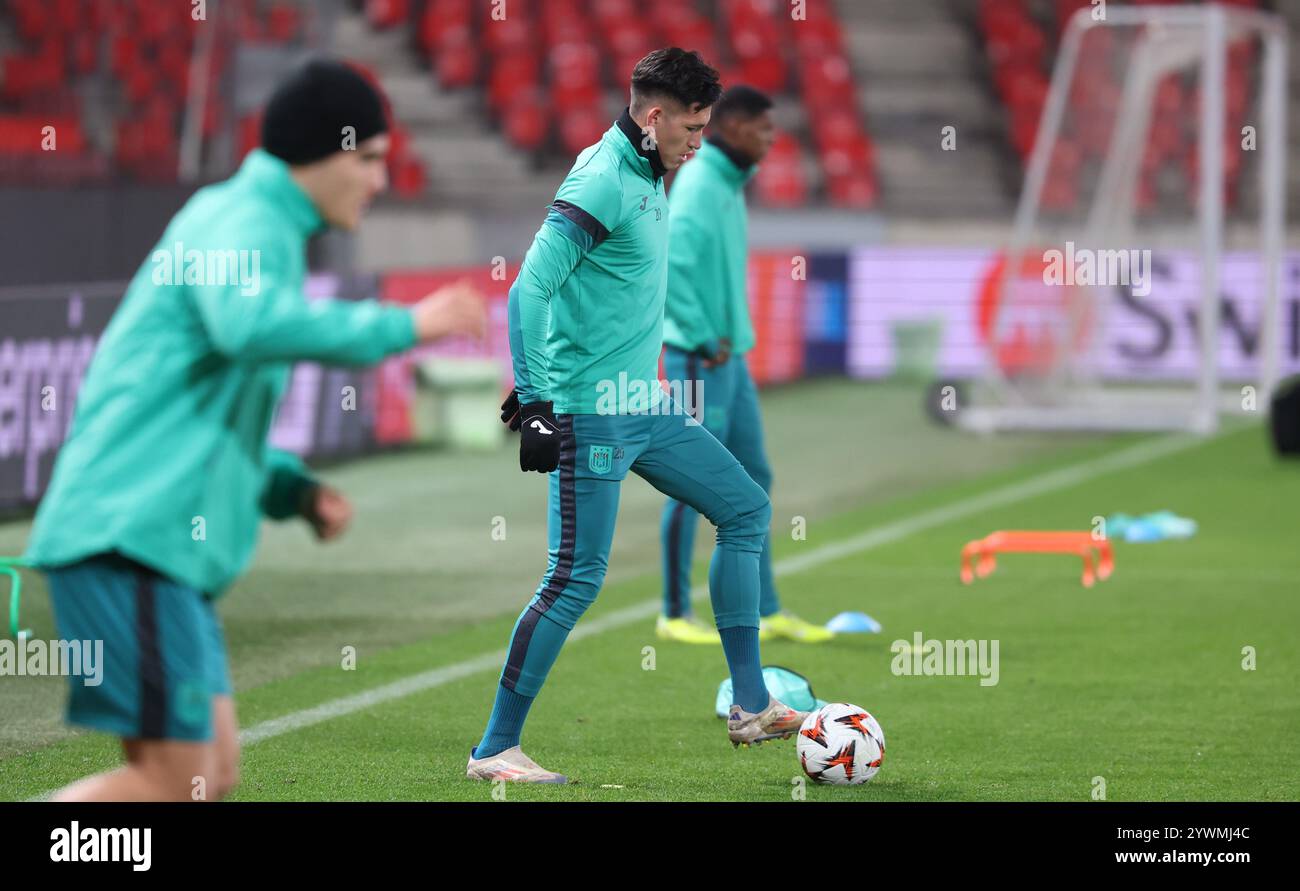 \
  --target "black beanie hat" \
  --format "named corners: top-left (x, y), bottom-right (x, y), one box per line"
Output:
top-left (261, 59), bottom-right (389, 165)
